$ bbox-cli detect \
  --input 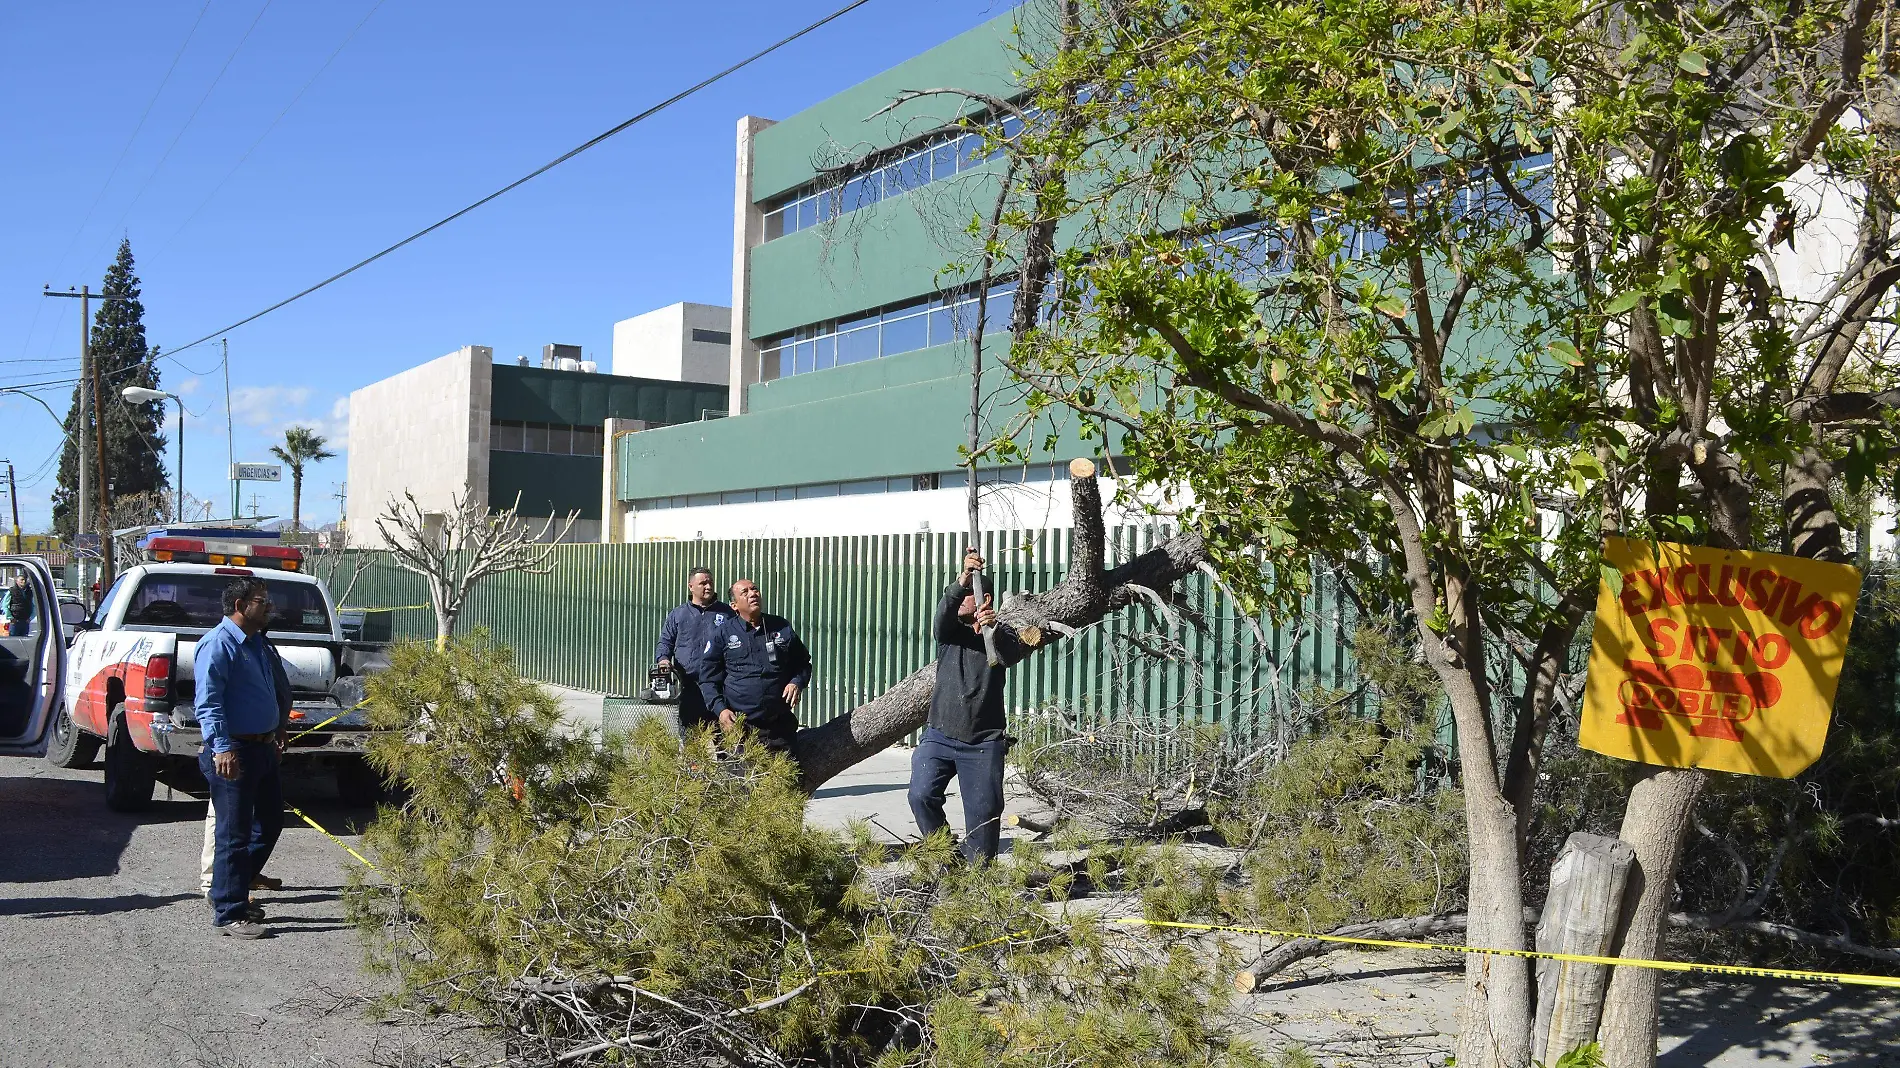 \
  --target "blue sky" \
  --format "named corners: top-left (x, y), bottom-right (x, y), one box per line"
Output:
top-left (0, 0), bottom-right (1016, 532)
